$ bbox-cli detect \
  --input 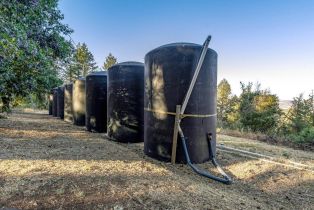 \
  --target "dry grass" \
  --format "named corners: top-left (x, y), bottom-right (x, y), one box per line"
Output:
top-left (0, 110), bottom-right (313, 209)
top-left (218, 129), bottom-right (314, 151)
top-left (218, 134), bottom-right (314, 165)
